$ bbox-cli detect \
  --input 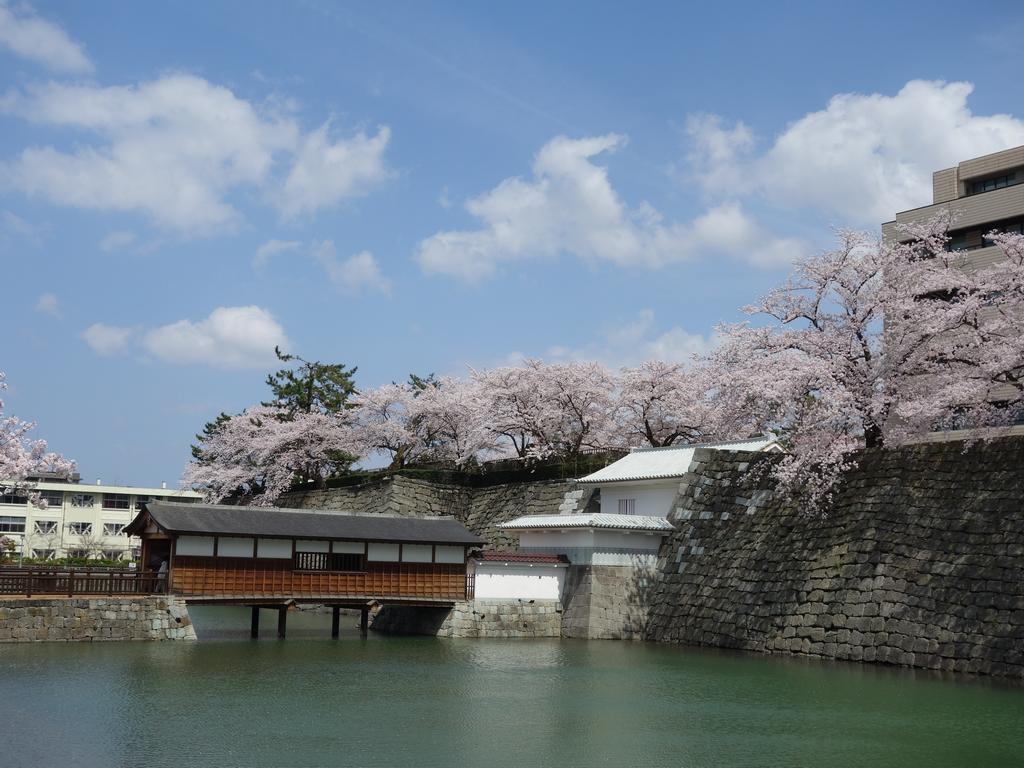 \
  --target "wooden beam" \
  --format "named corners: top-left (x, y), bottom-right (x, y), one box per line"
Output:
top-left (359, 606), bottom-right (369, 635)
top-left (331, 605), bottom-right (340, 638)
top-left (277, 606), bottom-right (287, 639)
top-left (250, 606), bottom-right (260, 639)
